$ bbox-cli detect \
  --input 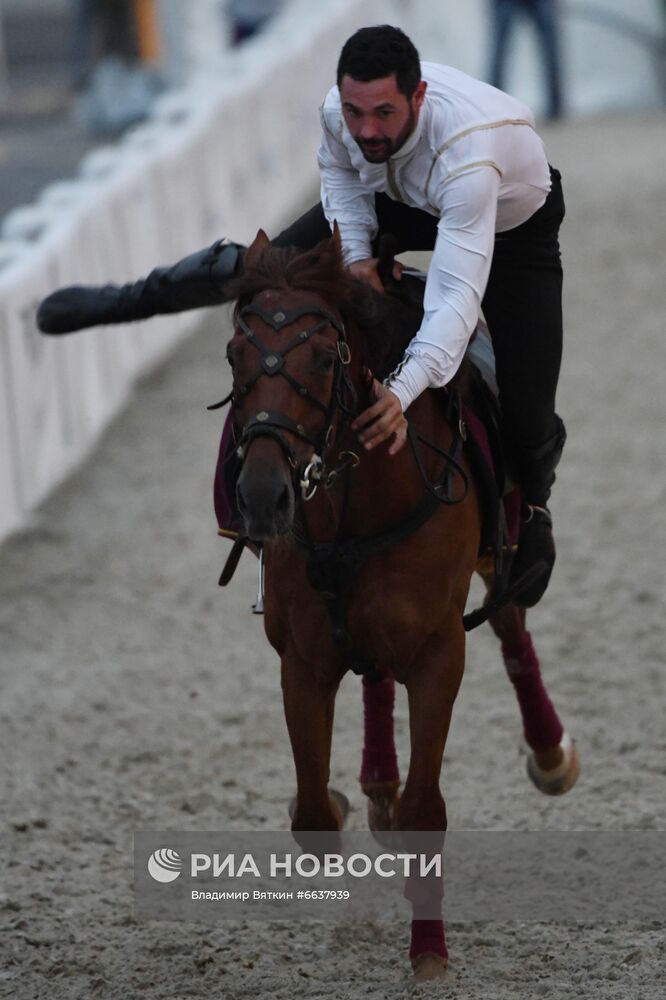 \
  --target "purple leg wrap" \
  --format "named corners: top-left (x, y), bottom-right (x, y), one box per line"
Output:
top-left (359, 674), bottom-right (400, 785)
top-left (502, 631), bottom-right (564, 751)
top-left (410, 919), bottom-right (448, 961)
